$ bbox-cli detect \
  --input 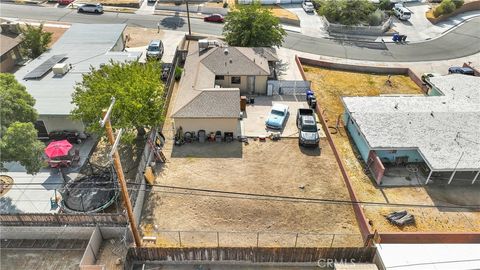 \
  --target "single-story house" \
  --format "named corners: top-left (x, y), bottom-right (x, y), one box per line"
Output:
top-left (14, 24), bottom-right (141, 137)
top-left (171, 39), bottom-right (278, 137)
top-left (0, 23), bottom-right (23, 73)
top-left (342, 74), bottom-right (480, 185)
